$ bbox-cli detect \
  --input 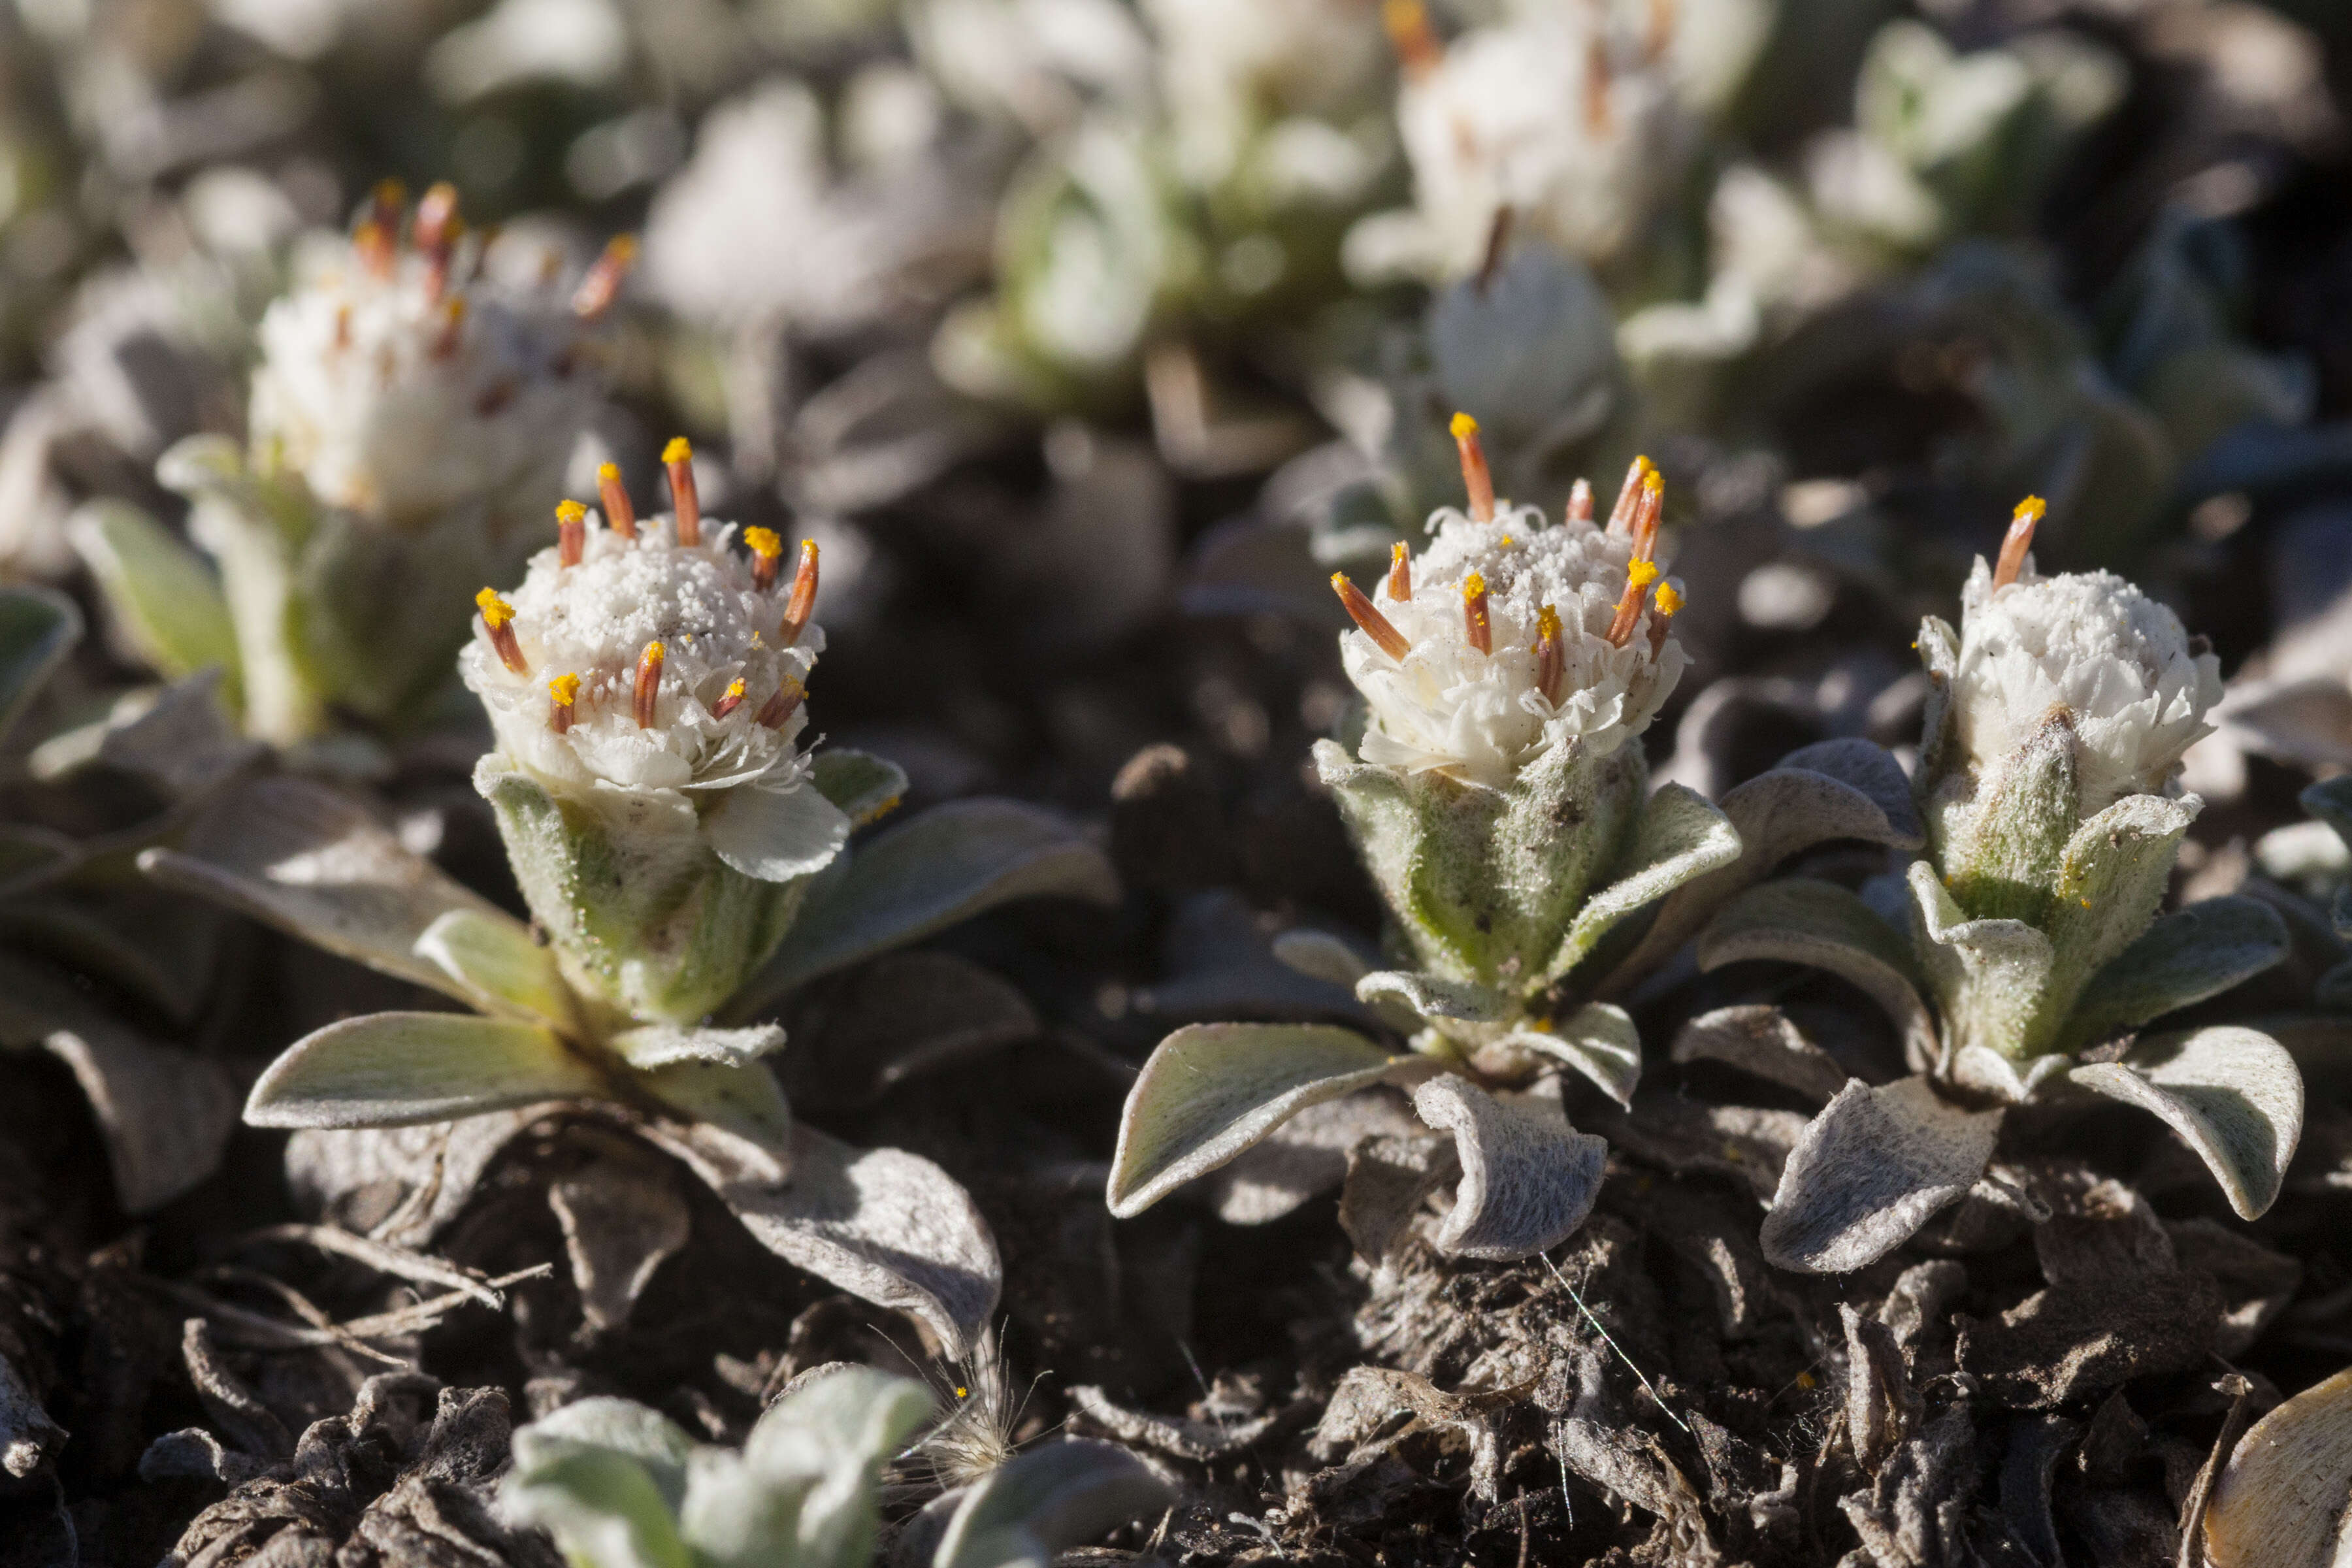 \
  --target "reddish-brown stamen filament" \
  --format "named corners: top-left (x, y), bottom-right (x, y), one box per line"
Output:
top-left (476, 589), bottom-right (527, 675)
top-left (572, 235), bottom-right (638, 319)
top-left (549, 672), bottom-right (580, 734)
top-left (432, 298), bottom-right (466, 359)
top-left (1462, 572), bottom-right (1492, 655)
top-left (598, 463), bottom-right (635, 540)
top-left (1629, 469), bottom-right (1664, 562)
top-left (755, 678), bottom-right (804, 730)
top-left (1450, 412), bottom-right (1495, 523)
top-left (744, 527), bottom-right (783, 591)
top-left (1605, 457), bottom-right (1650, 534)
top-left (663, 437), bottom-right (700, 546)
top-left (1388, 541), bottom-right (1413, 602)
top-left (555, 500), bottom-right (586, 567)
top-left (1606, 561), bottom-right (1659, 649)
top-left (711, 679), bottom-right (747, 721)
top-left (1648, 578), bottom-right (1684, 656)
top-left (1382, 0), bottom-right (1441, 80)
top-left (1565, 478), bottom-right (1593, 526)
top-left (1993, 496), bottom-right (2046, 590)
top-left (1585, 37), bottom-right (1613, 135)
top-left (353, 219), bottom-right (395, 279)
top-left (633, 642), bottom-right (664, 728)
top-left (416, 182), bottom-right (459, 299)
top-left (779, 541), bottom-right (821, 646)
top-left (1535, 604), bottom-right (1564, 700)
top-left (1332, 574), bottom-right (1411, 661)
